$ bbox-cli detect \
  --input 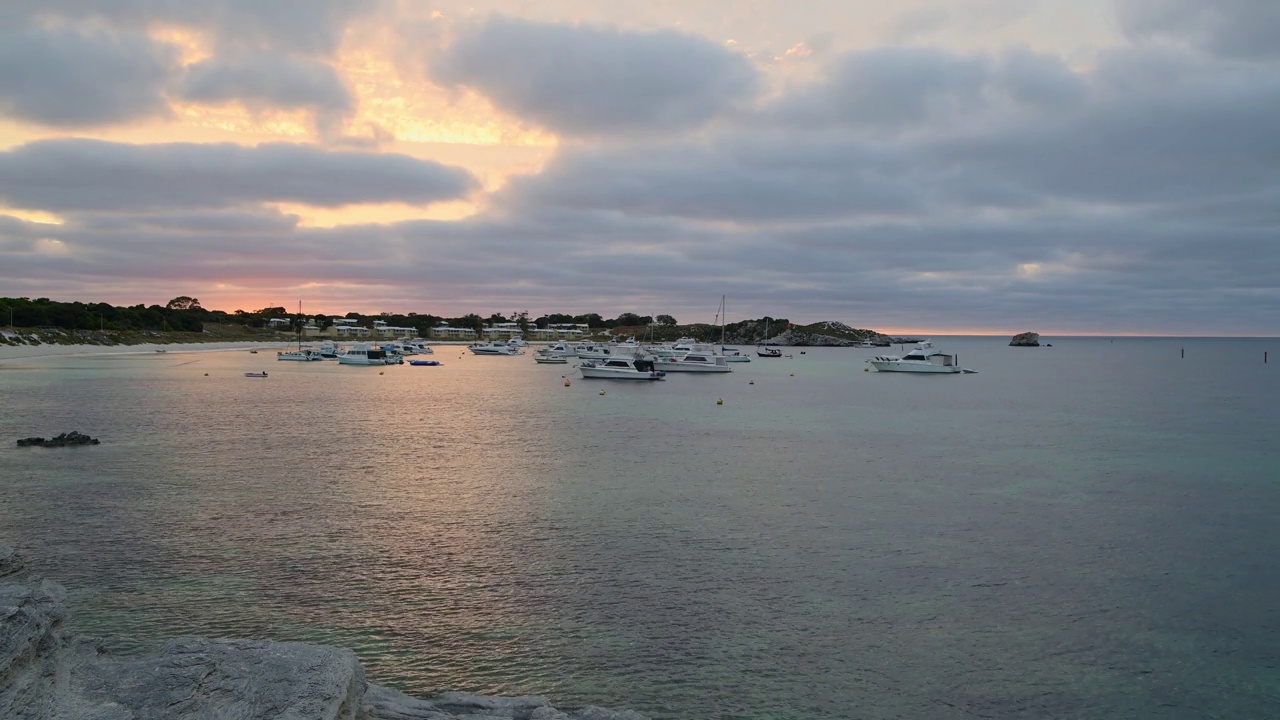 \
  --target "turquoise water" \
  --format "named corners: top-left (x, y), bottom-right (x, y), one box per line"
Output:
top-left (2, 337), bottom-right (1278, 718)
